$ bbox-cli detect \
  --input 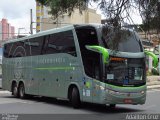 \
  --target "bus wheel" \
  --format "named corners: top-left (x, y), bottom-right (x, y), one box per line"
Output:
top-left (71, 87), bottom-right (81, 108)
top-left (12, 83), bottom-right (18, 97)
top-left (18, 83), bottom-right (25, 99)
top-left (109, 104), bottom-right (116, 108)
